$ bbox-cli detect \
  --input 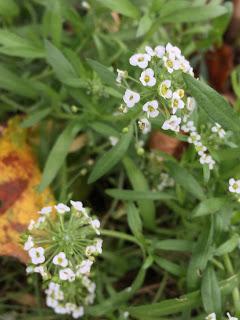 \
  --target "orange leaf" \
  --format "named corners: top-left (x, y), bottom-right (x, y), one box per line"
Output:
top-left (0, 117), bottom-right (54, 263)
